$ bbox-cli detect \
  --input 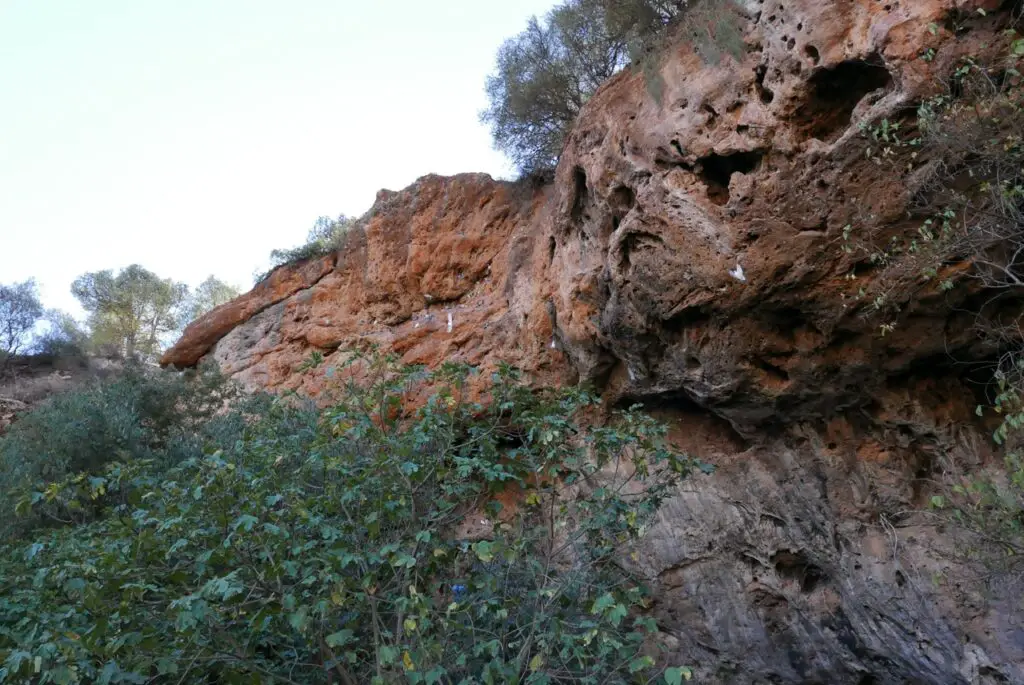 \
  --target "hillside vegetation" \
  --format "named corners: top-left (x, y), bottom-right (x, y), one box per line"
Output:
top-left (0, 353), bottom-right (705, 684)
